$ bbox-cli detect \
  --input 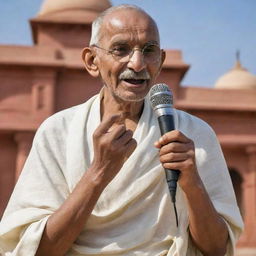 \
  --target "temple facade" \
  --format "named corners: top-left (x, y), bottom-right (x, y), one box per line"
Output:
top-left (0, 1), bottom-right (255, 255)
